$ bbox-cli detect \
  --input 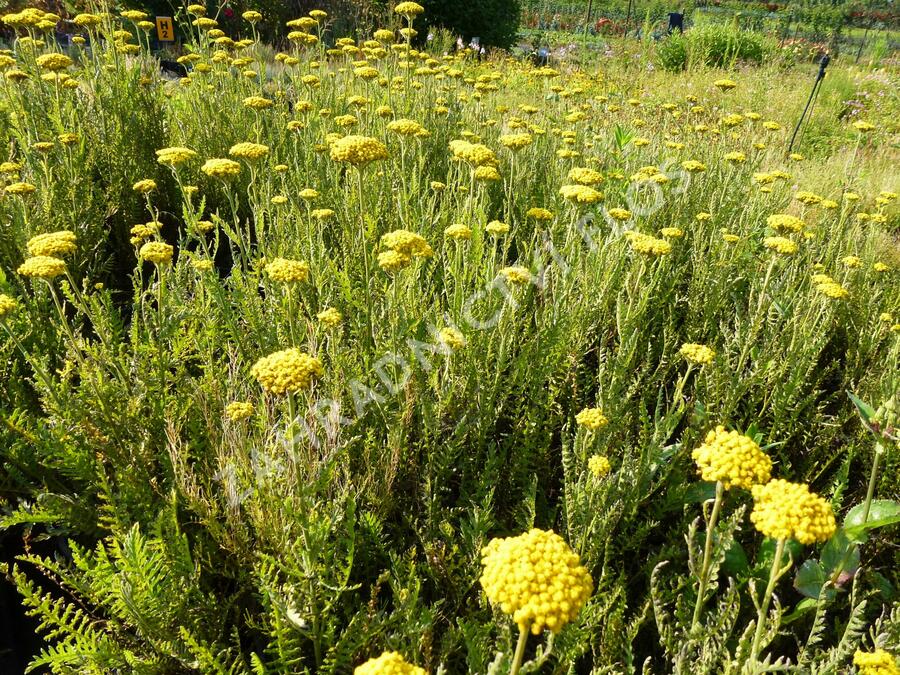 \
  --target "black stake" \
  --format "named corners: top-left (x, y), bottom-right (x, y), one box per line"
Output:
top-left (787, 54), bottom-right (829, 156)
